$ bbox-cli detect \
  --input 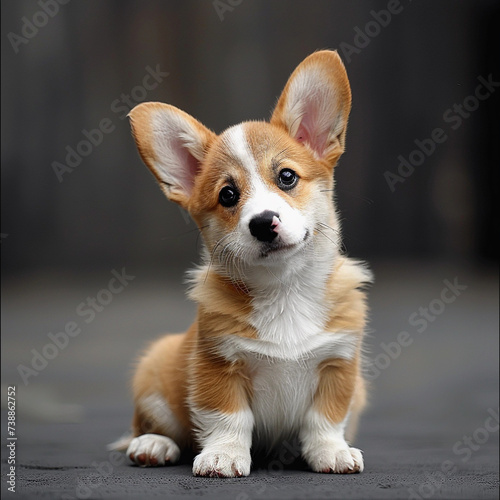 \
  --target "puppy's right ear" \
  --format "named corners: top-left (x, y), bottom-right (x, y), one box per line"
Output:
top-left (129, 102), bottom-right (216, 208)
